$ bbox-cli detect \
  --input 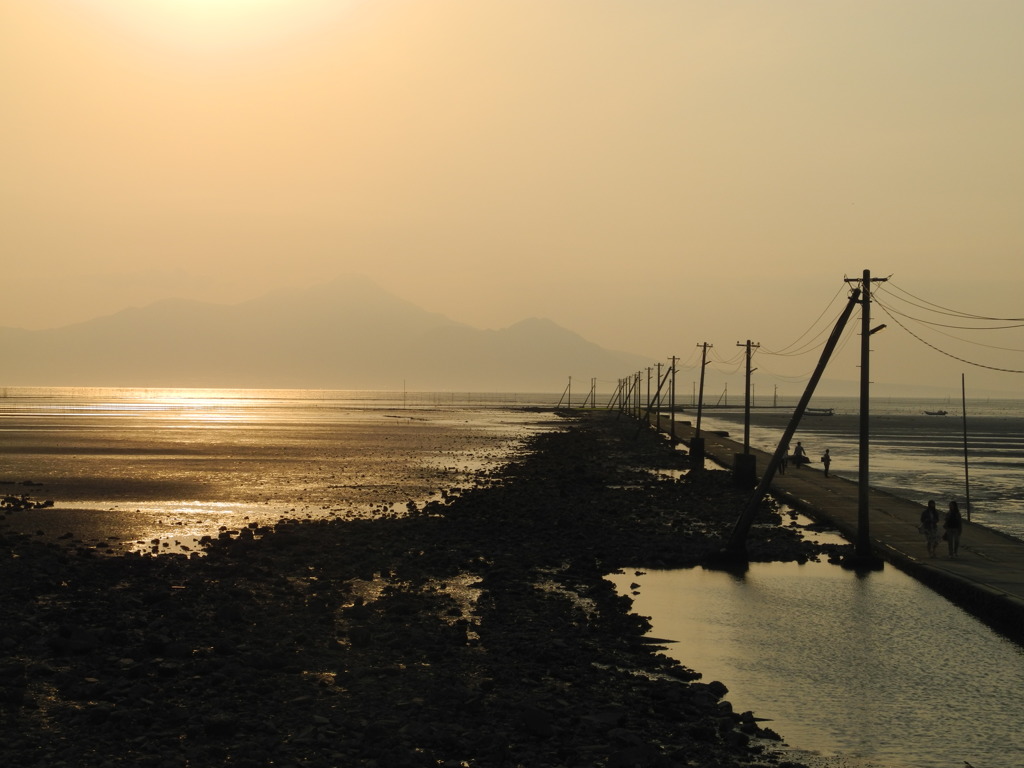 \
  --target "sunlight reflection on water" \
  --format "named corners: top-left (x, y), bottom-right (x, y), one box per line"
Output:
top-left (610, 561), bottom-right (1024, 768)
